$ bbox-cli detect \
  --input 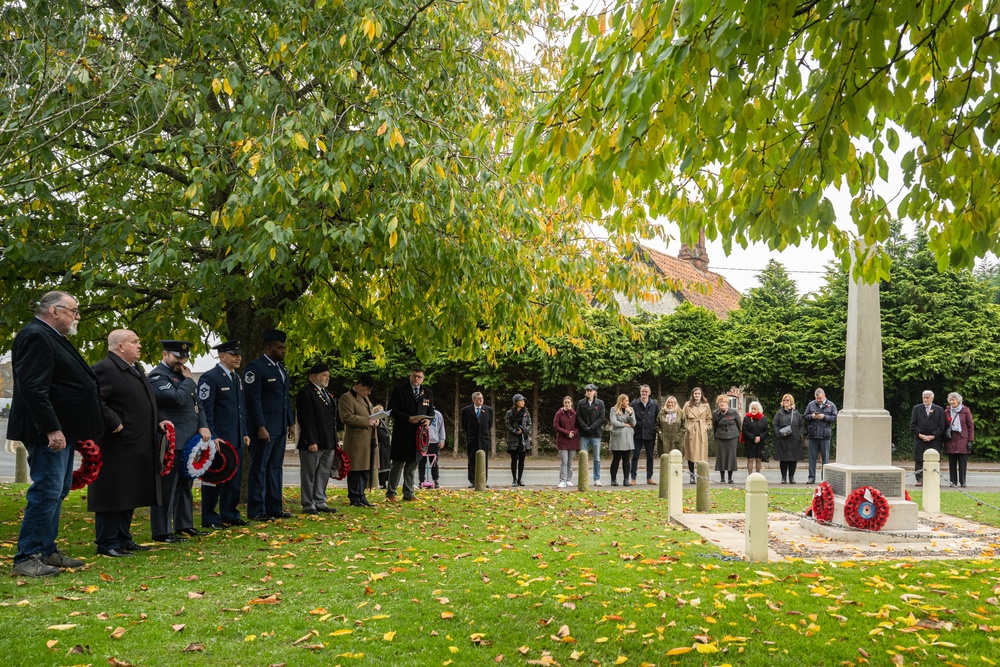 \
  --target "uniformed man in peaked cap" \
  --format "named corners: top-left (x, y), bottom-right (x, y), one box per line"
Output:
top-left (148, 340), bottom-right (213, 541)
top-left (198, 340), bottom-right (250, 528)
